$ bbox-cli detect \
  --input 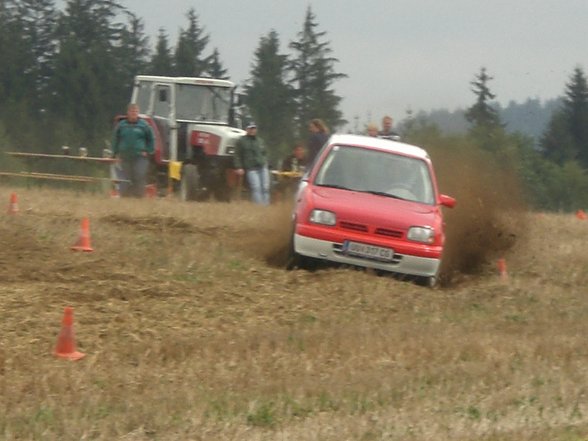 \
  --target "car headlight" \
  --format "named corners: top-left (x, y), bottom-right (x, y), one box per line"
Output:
top-left (309, 209), bottom-right (336, 226)
top-left (407, 226), bottom-right (435, 244)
